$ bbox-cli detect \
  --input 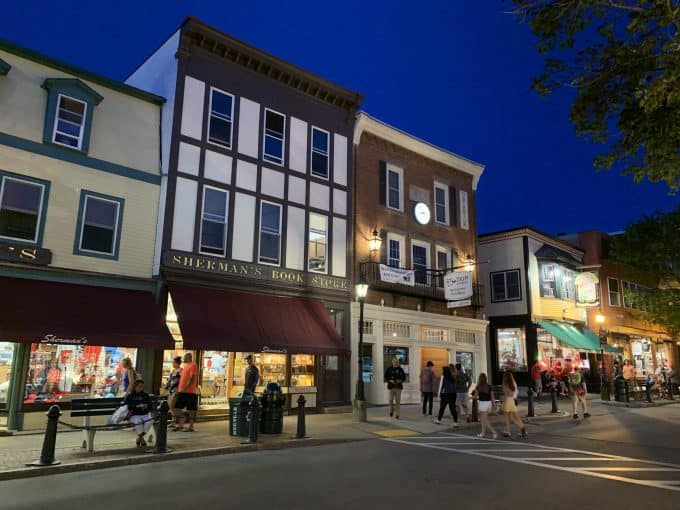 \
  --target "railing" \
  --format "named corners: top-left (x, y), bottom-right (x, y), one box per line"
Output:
top-left (360, 261), bottom-right (485, 307)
